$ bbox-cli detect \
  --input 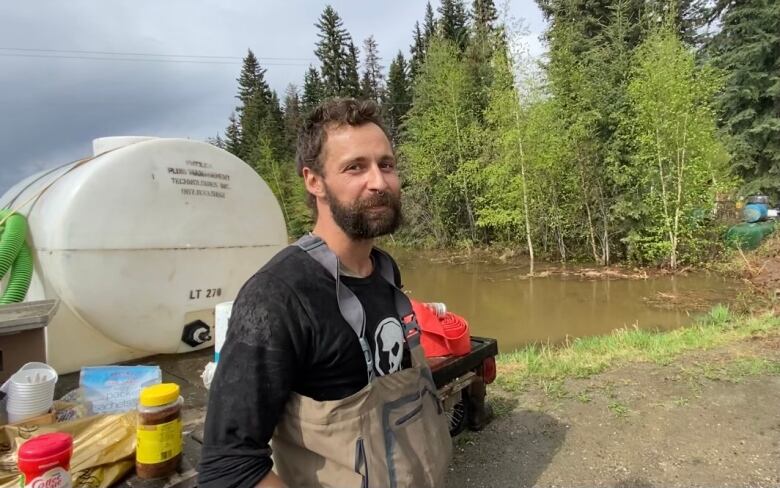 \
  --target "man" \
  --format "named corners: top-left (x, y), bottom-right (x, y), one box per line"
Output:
top-left (198, 98), bottom-right (452, 488)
